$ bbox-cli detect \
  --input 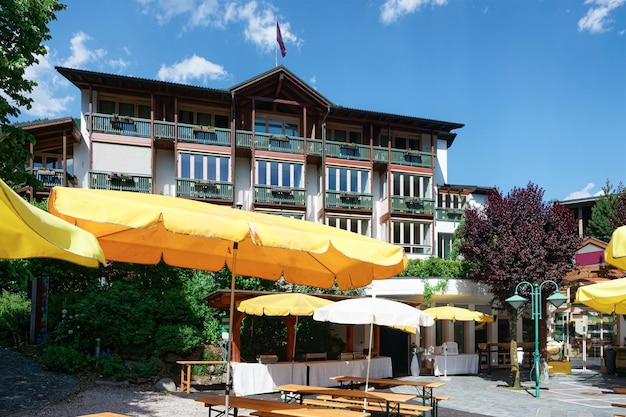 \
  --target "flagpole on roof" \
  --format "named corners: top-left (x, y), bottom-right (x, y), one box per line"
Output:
top-left (275, 19), bottom-right (278, 67)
